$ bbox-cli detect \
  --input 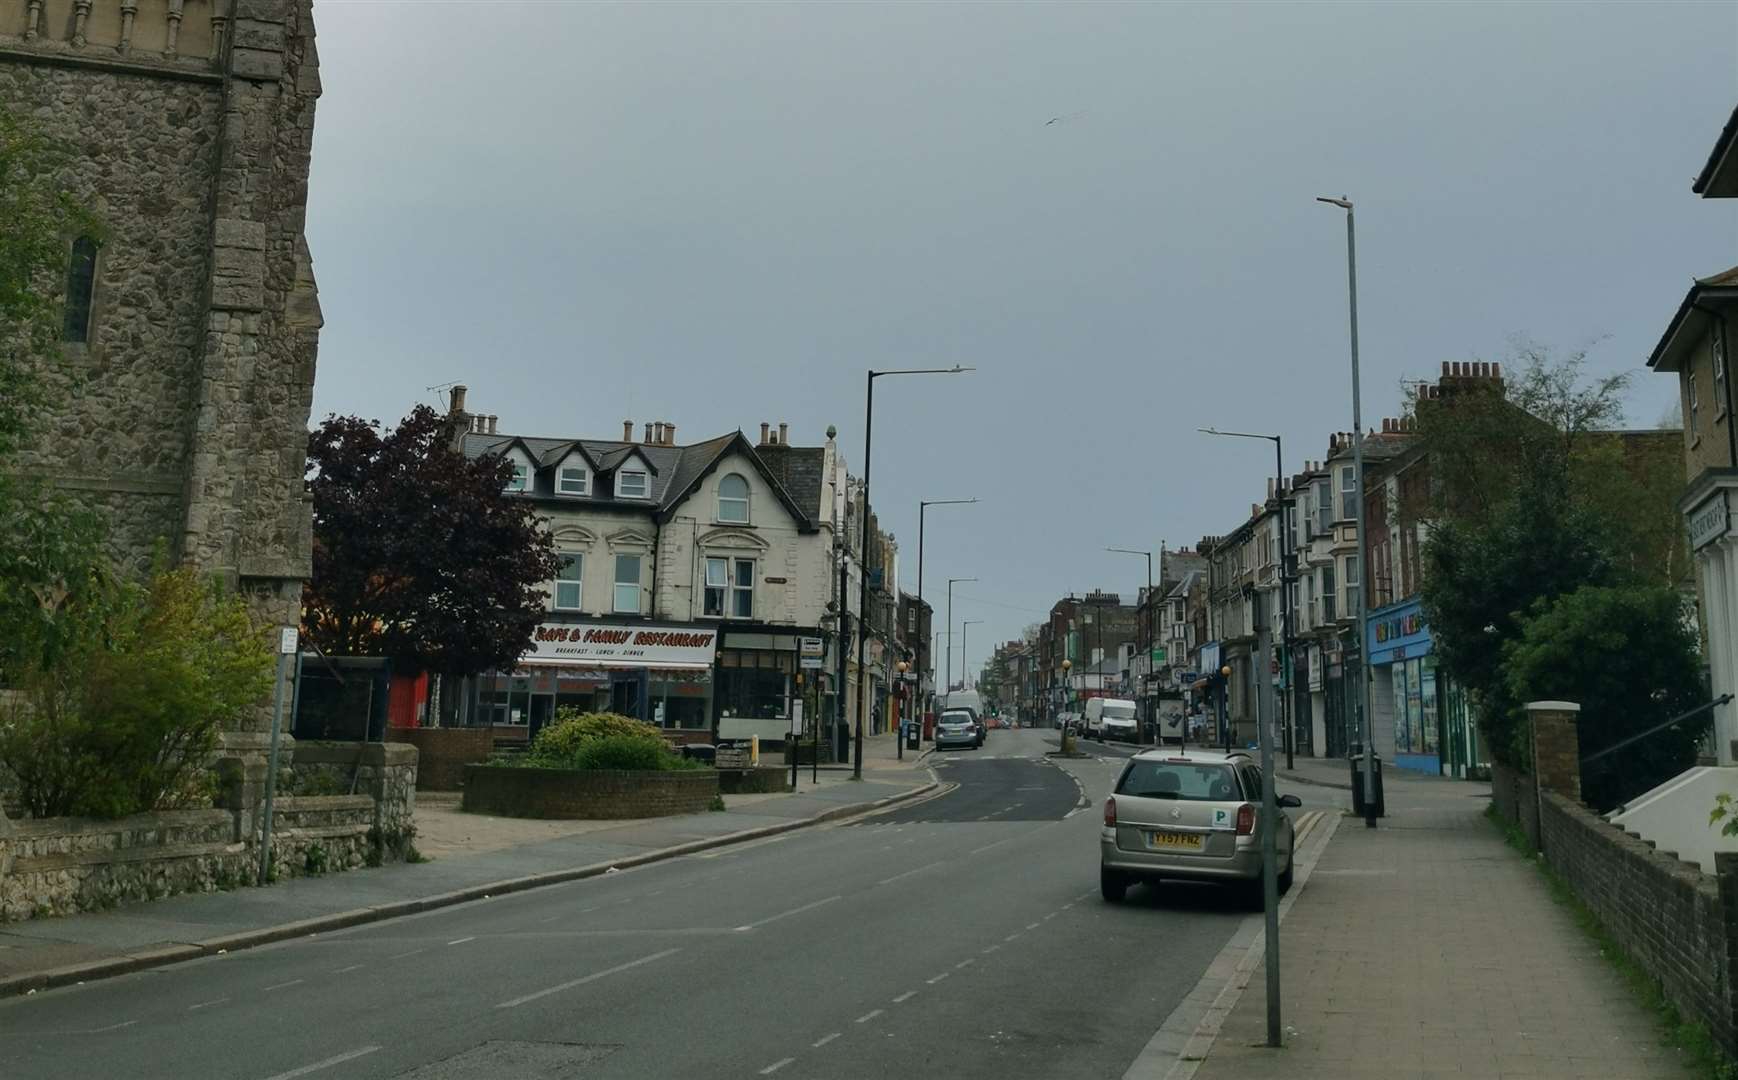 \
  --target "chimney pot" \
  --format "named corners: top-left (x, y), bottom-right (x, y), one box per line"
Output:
top-left (778, 422), bottom-right (789, 445)
top-left (653, 421), bottom-right (664, 444)
top-left (1440, 362), bottom-right (1449, 377)
top-left (644, 422), bottom-right (654, 444)
top-left (665, 422), bottom-right (677, 445)
top-left (623, 419), bottom-right (634, 442)
top-left (1492, 362), bottom-right (1502, 378)
top-left (450, 384), bottom-right (468, 416)
top-left (487, 415), bottom-right (498, 435)
top-left (760, 422), bottom-right (770, 445)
